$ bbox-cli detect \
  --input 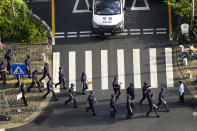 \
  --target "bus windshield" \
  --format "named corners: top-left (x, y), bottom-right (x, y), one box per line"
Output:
top-left (94, 0), bottom-right (121, 15)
